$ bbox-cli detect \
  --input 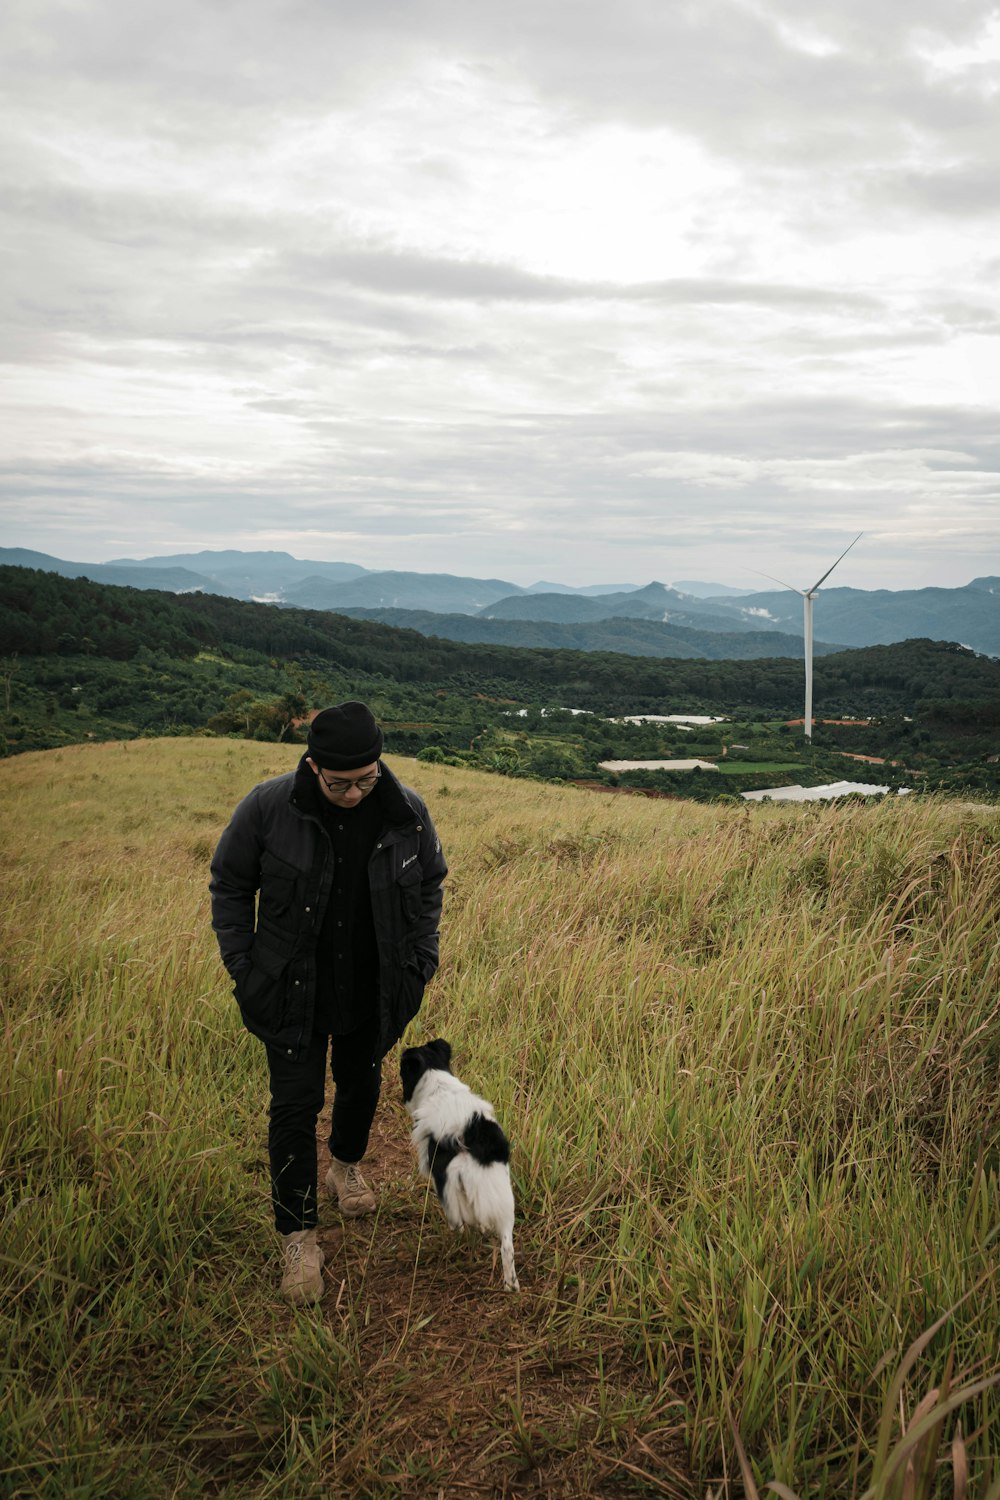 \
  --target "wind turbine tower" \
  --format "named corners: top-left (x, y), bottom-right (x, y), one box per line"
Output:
top-left (761, 534), bottom-right (863, 741)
